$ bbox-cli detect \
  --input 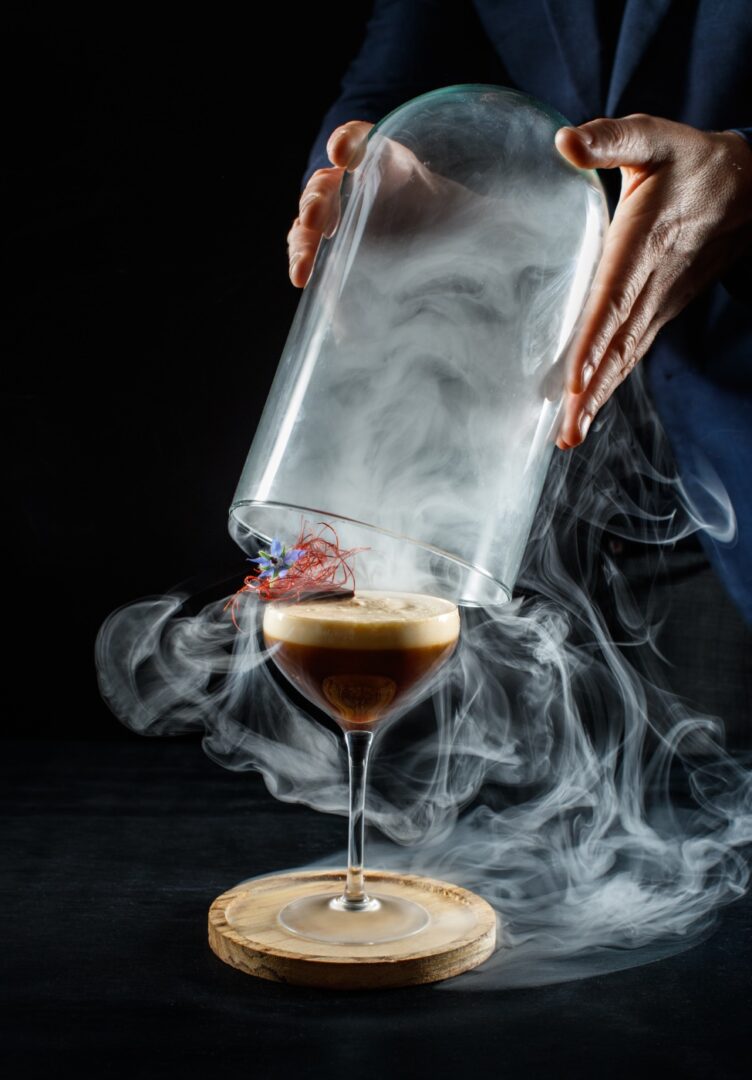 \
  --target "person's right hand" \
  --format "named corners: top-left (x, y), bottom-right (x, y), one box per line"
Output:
top-left (288, 121), bottom-right (374, 288)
